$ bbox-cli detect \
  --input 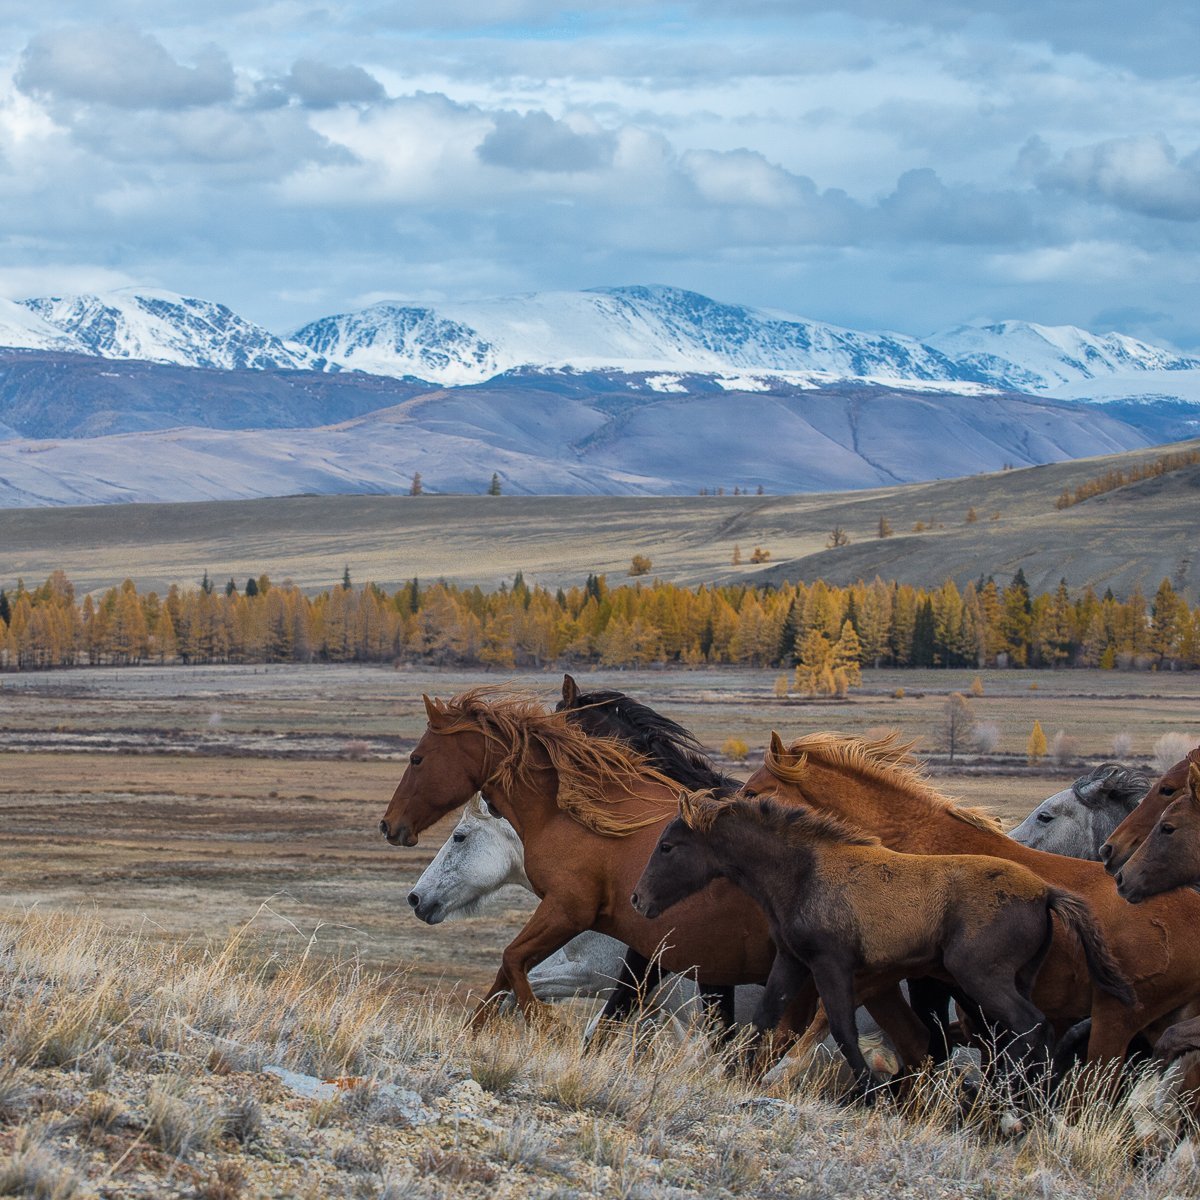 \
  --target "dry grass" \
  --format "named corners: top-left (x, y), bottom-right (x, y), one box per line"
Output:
top-left (0, 910), bottom-right (1196, 1199)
